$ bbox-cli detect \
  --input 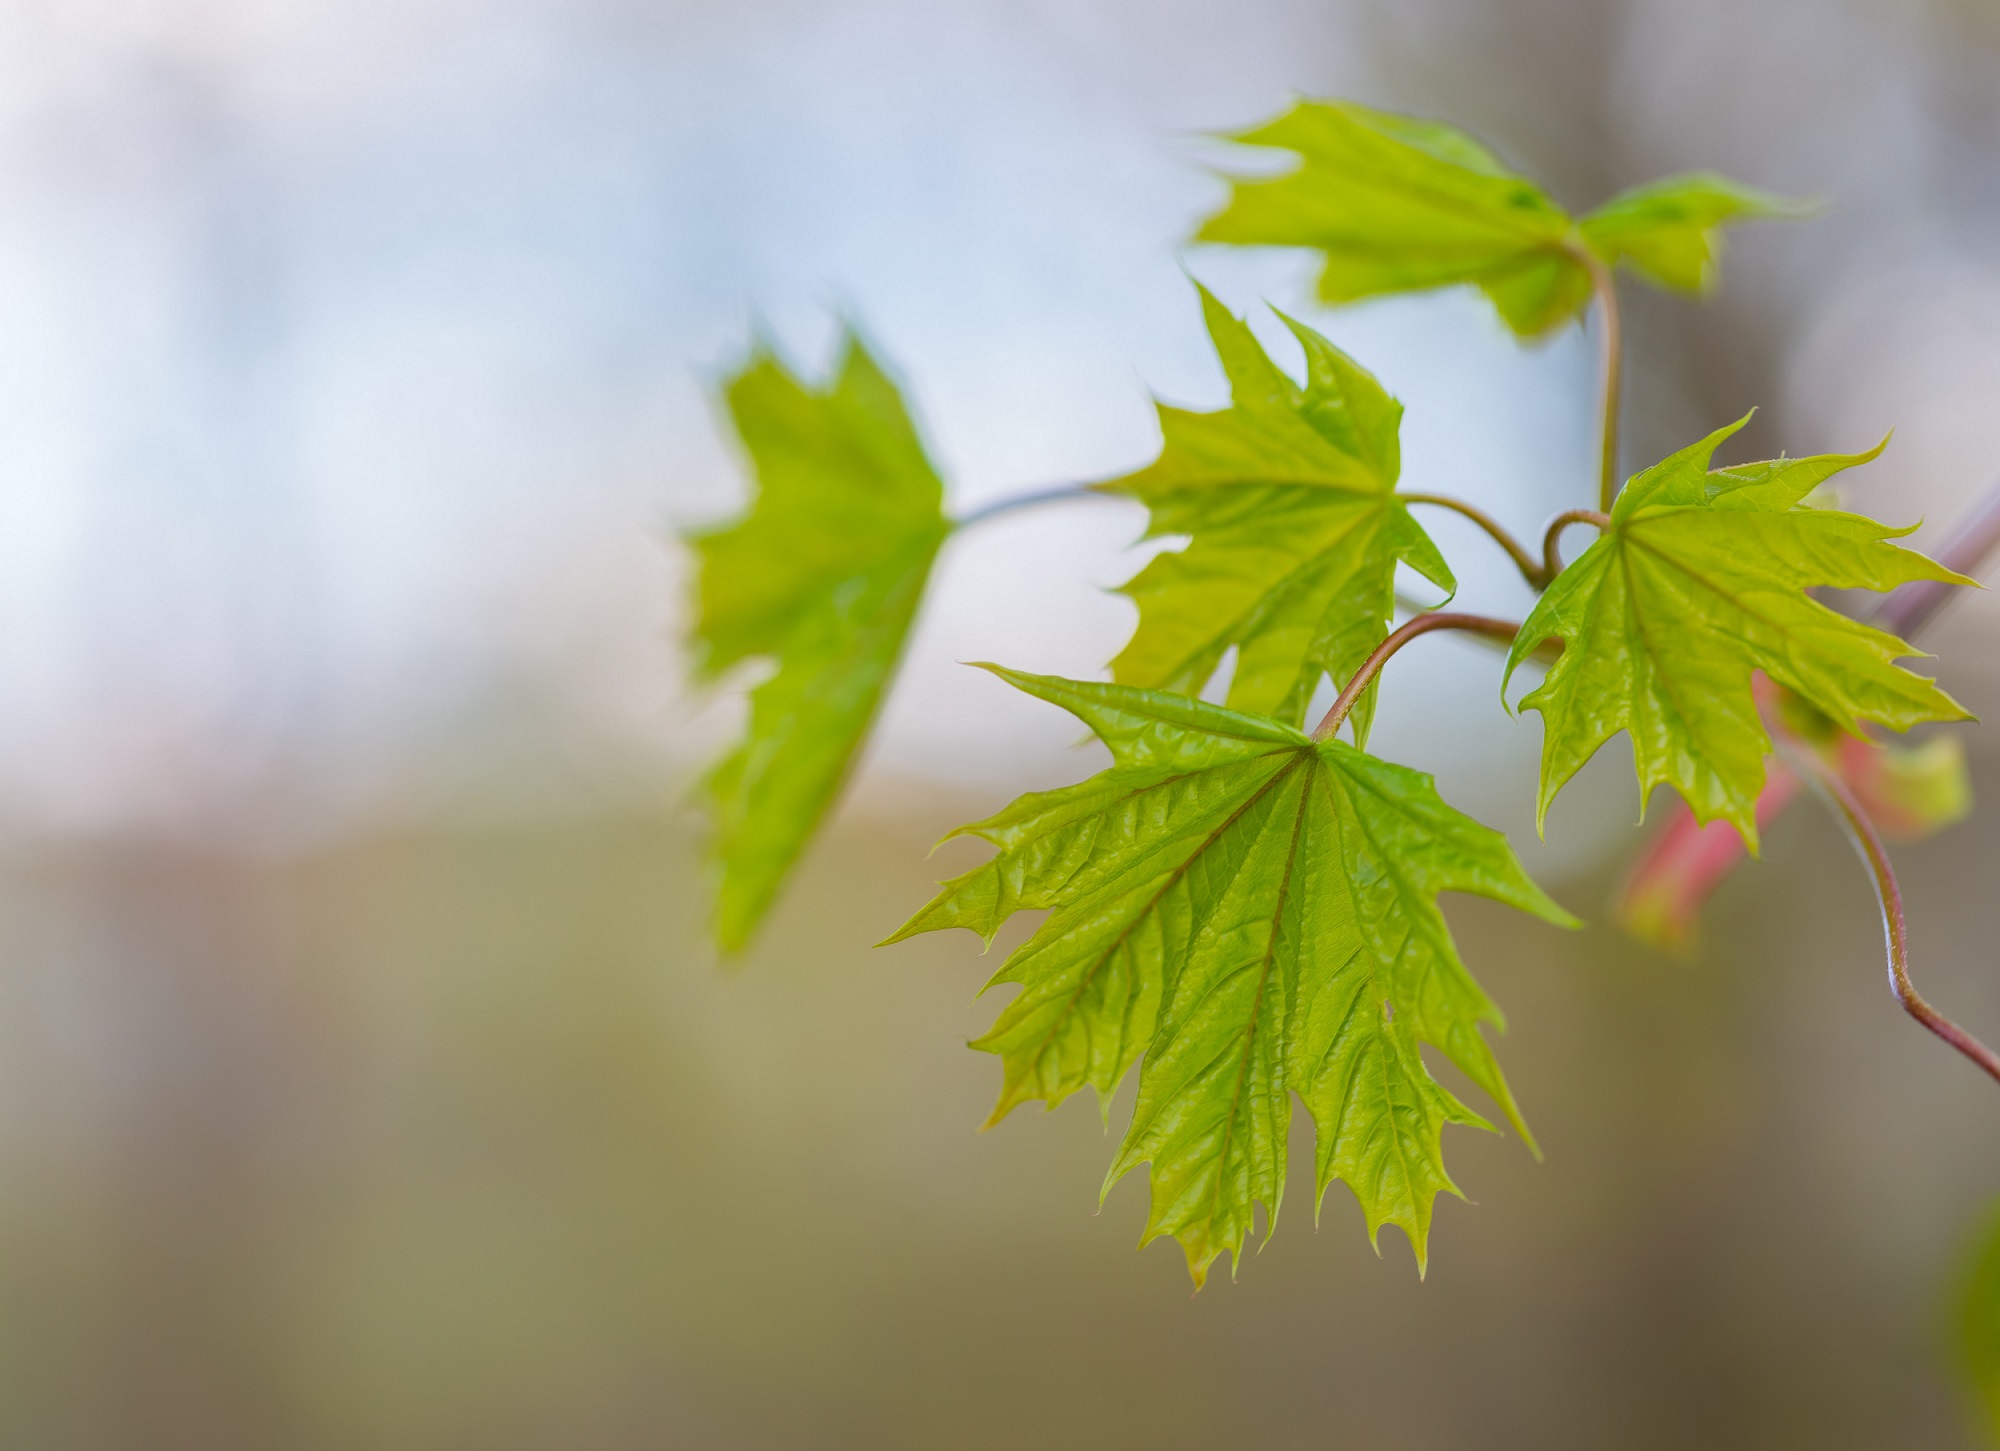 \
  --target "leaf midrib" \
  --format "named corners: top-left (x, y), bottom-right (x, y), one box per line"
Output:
top-left (1200, 752), bottom-right (1315, 1242)
top-left (1011, 752), bottom-right (1302, 1090)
